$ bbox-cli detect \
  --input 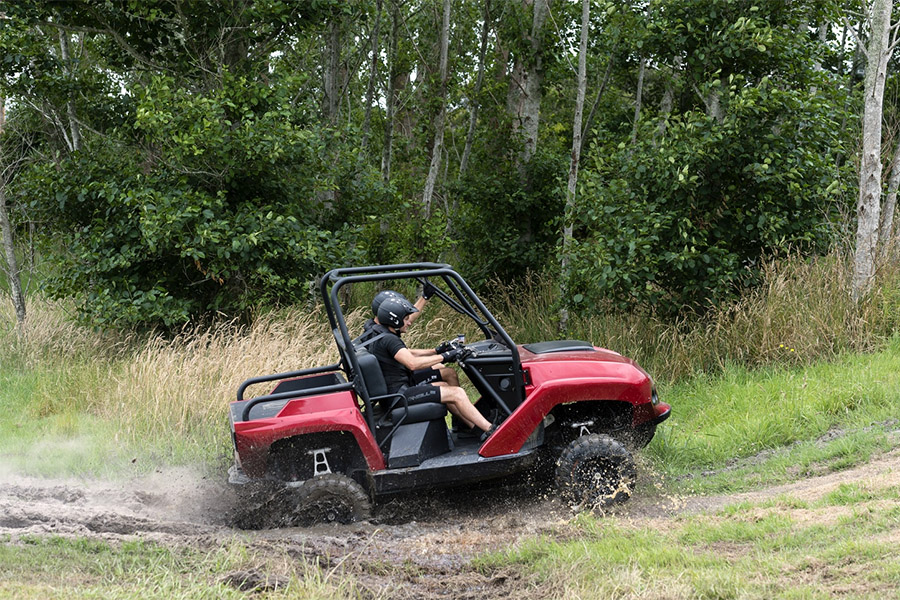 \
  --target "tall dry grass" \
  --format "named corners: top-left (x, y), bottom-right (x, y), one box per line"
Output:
top-left (487, 250), bottom-right (900, 381)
